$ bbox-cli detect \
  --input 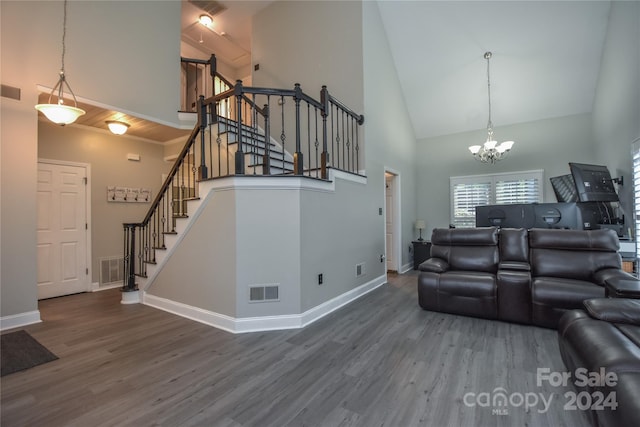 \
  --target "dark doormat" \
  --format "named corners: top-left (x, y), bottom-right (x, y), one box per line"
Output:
top-left (1, 330), bottom-right (58, 377)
